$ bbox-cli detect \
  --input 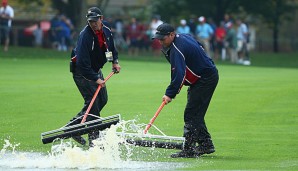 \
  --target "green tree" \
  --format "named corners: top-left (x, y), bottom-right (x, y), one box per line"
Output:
top-left (152, 0), bottom-right (297, 53)
top-left (240, 0), bottom-right (297, 52)
top-left (151, 0), bottom-right (241, 25)
top-left (16, 0), bottom-right (87, 27)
